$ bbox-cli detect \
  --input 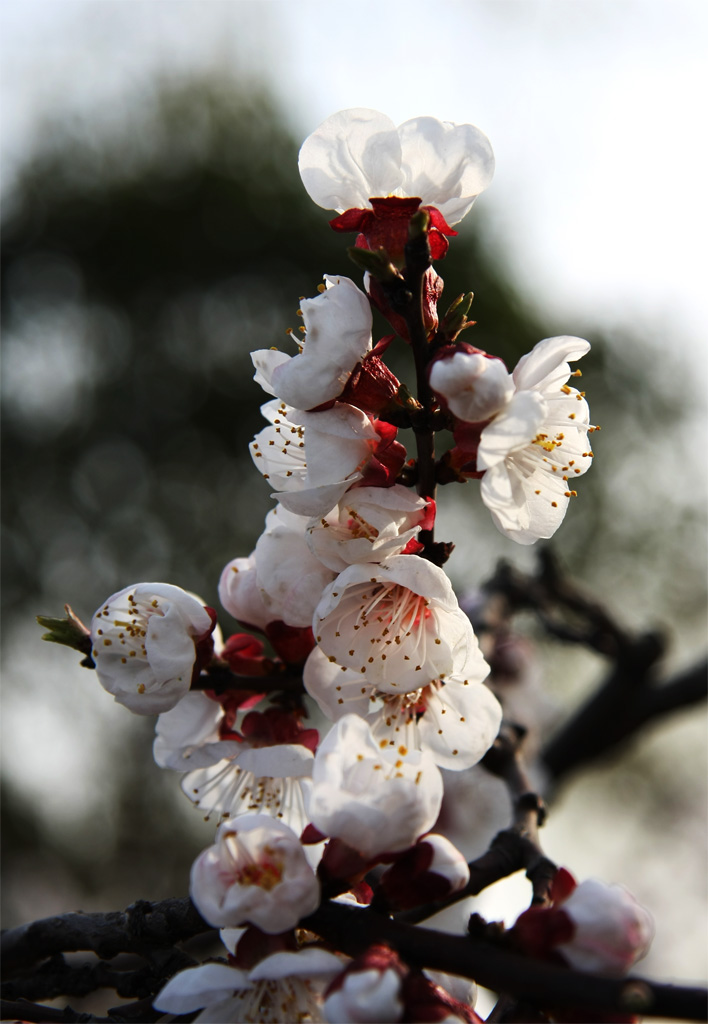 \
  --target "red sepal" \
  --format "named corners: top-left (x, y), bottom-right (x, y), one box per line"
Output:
top-left (265, 621), bottom-right (316, 666)
top-left (229, 926), bottom-right (297, 970)
top-left (349, 879), bottom-right (374, 905)
top-left (331, 198), bottom-right (456, 267)
top-left (190, 606), bottom-right (218, 682)
top-left (222, 632), bottom-right (276, 677)
top-left (318, 837), bottom-right (374, 884)
top-left (403, 971), bottom-right (482, 1023)
top-left (358, 419), bottom-right (406, 488)
top-left (301, 823), bottom-right (327, 845)
top-left (510, 905), bottom-right (576, 960)
top-left (378, 835), bottom-right (458, 910)
top-left (550, 866), bottom-right (578, 905)
top-left (339, 353), bottom-right (401, 414)
top-left (329, 207), bottom-right (371, 233)
top-left (241, 707), bottom-right (319, 752)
